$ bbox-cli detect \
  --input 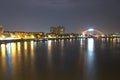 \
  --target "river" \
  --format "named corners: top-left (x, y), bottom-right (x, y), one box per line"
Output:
top-left (0, 38), bottom-right (120, 80)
